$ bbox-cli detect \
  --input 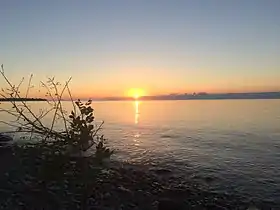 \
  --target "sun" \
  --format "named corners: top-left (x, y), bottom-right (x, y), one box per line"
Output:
top-left (128, 88), bottom-right (145, 99)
